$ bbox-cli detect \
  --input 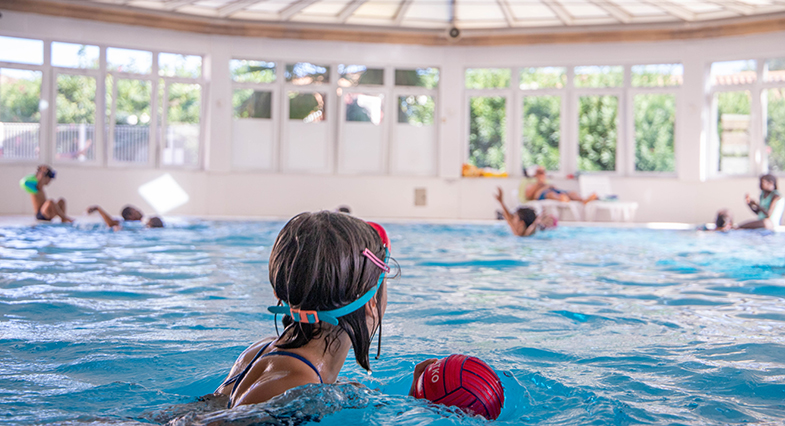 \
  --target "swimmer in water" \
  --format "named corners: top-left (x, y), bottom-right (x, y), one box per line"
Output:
top-left (87, 204), bottom-right (163, 230)
top-left (214, 211), bottom-right (392, 407)
top-left (494, 187), bottom-right (557, 237)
